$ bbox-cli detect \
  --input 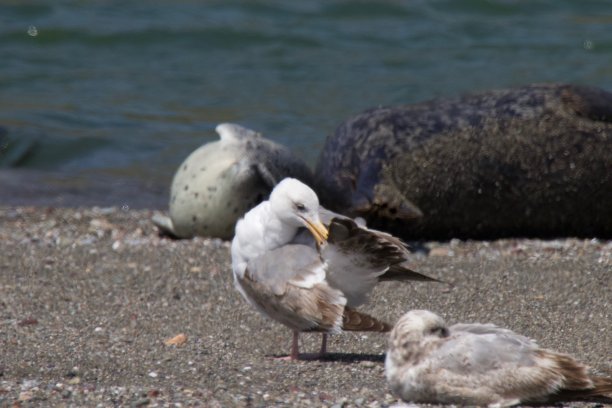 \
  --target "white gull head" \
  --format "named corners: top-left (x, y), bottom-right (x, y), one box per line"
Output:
top-left (391, 310), bottom-right (449, 344)
top-left (269, 178), bottom-right (322, 232)
top-left (231, 178), bottom-right (328, 281)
